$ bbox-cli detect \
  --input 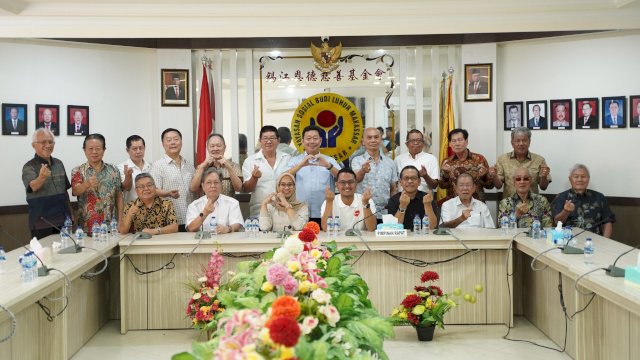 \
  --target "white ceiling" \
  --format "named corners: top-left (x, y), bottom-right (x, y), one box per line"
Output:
top-left (0, 0), bottom-right (639, 38)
